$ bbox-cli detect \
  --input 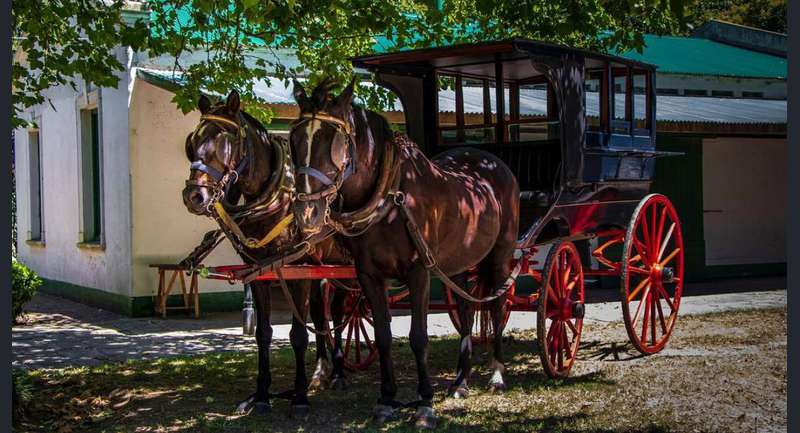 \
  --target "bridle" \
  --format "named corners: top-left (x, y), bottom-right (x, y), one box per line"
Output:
top-left (290, 111), bottom-right (358, 208)
top-left (187, 113), bottom-right (251, 214)
top-left (186, 111), bottom-right (295, 256)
